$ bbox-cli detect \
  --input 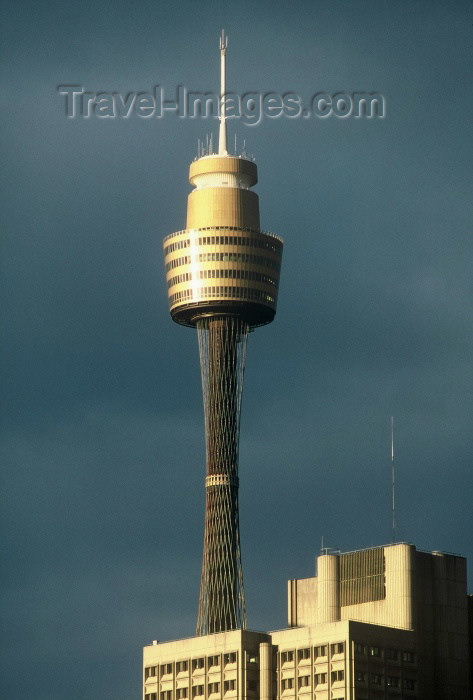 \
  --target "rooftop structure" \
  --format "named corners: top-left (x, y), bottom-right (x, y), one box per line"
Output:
top-left (144, 544), bottom-right (471, 699)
